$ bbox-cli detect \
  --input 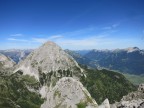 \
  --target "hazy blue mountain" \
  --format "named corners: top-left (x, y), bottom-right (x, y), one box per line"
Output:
top-left (65, 49), bottom-right (91, 67)
top-left (0, 49), bottom-right (33, 63)
top-left (74, 50), bottom-right (90, 56)
top-left (67, 47), bottom-right (144, 75)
